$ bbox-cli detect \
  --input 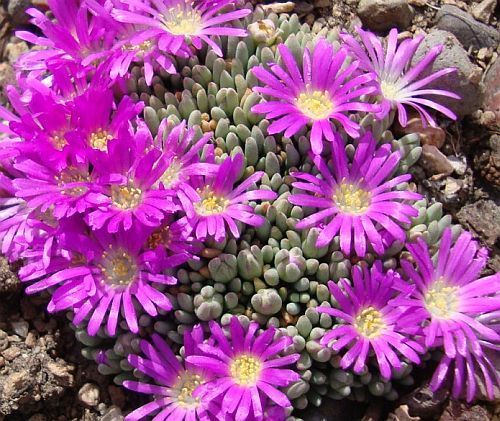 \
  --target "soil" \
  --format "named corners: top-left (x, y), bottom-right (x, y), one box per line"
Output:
top-left (0, 0), bottom-right (498, 420)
